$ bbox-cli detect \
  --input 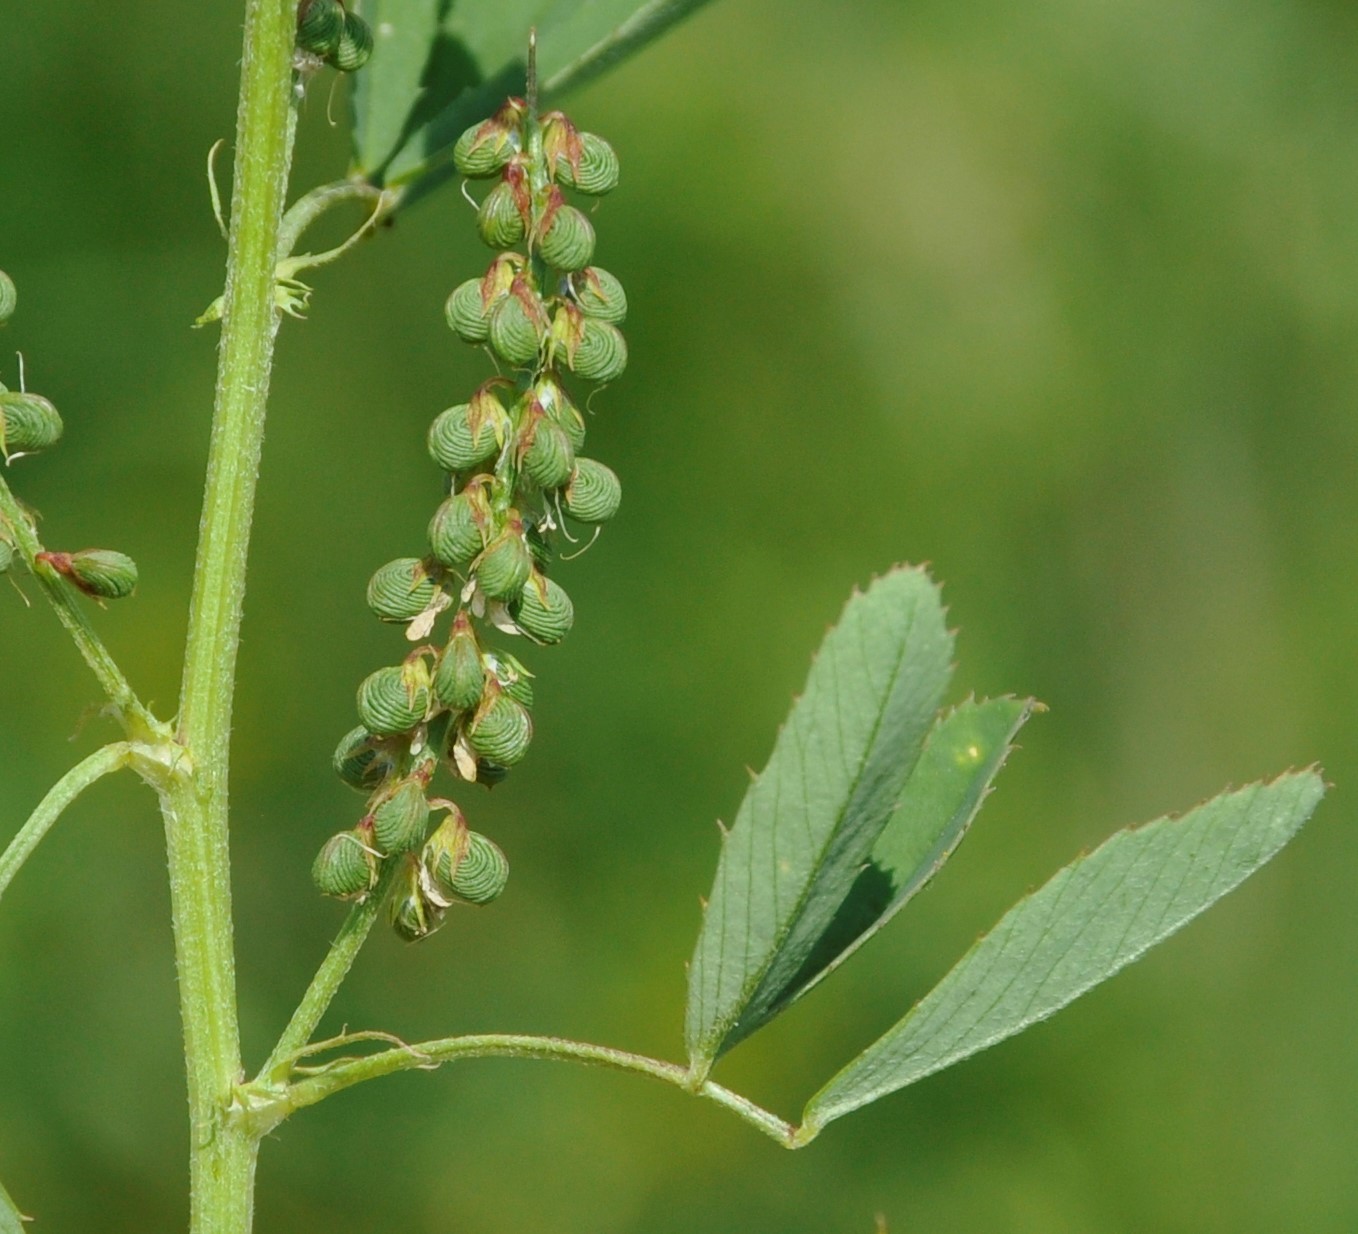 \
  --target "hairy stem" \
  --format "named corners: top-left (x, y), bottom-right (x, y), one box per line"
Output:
top-left (0, 473), bottom-right (154, 734)
top-left (167, 1), bottom-right (300, 1231)
top-left (0, 743), bottom-right (132, 903)
top-left (256, 1034), bottom-right (799, 1147)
